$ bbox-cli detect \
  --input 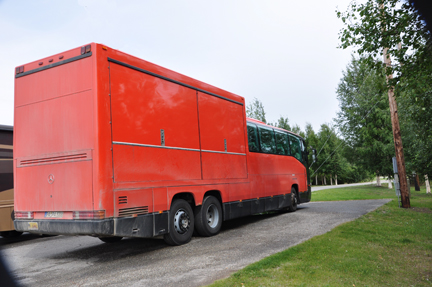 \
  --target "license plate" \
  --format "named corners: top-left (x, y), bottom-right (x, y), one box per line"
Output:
top-left (28, 222), bottom-right (39, 230)
top-left (45, 211), bottom-right (64, 218)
